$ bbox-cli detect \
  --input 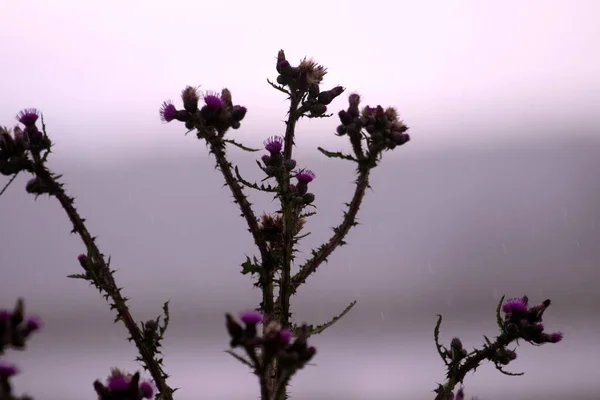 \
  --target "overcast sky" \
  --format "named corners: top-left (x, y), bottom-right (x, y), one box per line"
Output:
top-left (1, 1), bottom-right (599, 400)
